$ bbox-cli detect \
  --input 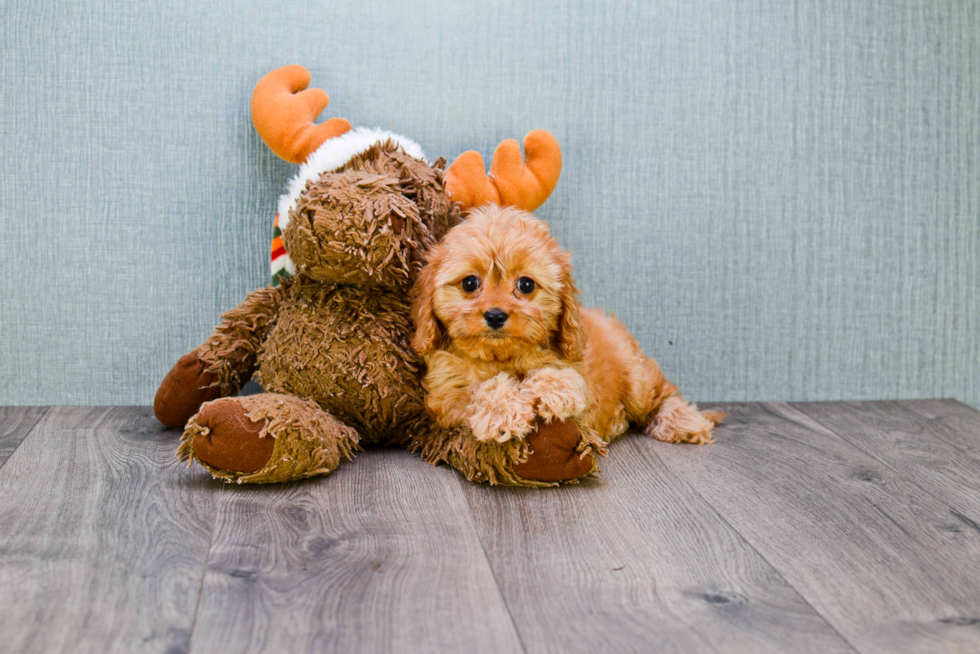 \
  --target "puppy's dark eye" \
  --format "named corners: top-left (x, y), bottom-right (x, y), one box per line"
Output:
top-left (461, 276), bottom-right (480, 292)
top-left (517, 277), bottom-right (535, 294)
